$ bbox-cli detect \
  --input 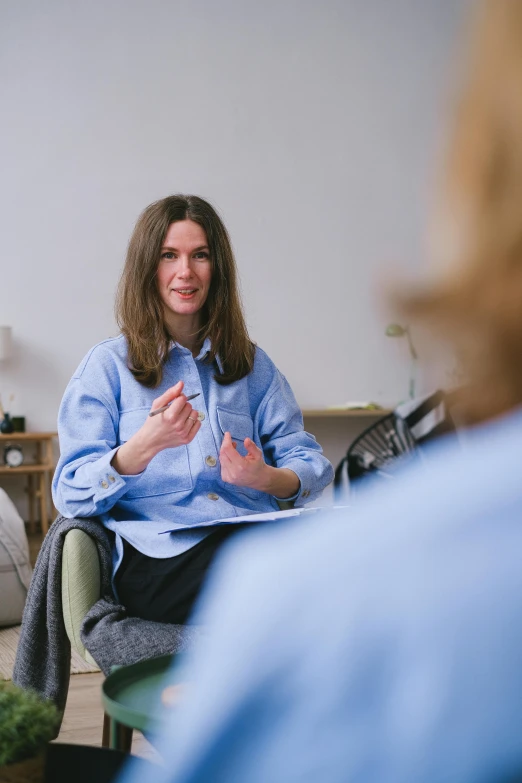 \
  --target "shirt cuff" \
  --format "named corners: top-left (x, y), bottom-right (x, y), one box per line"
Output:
top-left (89, 447), bottom-right (145, 505)
top-left (272, 473), bottom-right (301, 503)
top-left (275, 460), bottom-right (319, 504)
